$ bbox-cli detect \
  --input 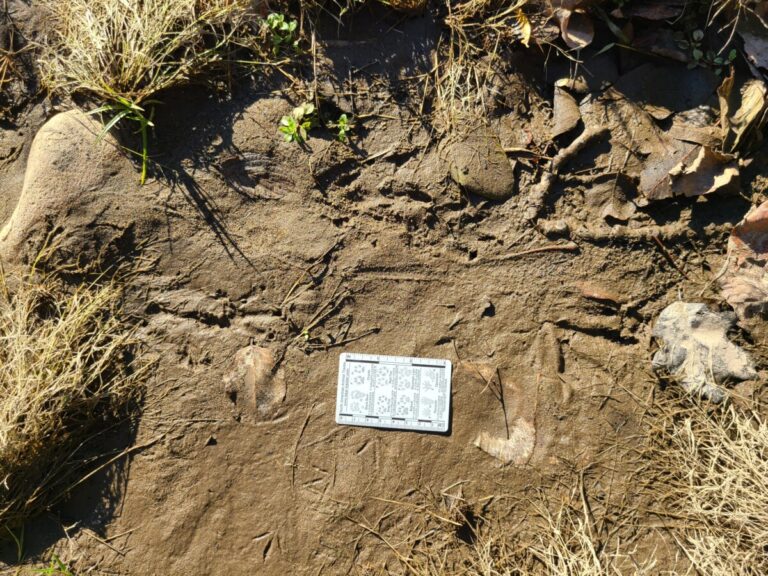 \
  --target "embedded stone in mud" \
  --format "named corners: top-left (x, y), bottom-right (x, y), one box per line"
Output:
top-left (445, 124), bottom-right (516, 201)
top-left (474, 419), bottom-right (535, 465)
top-left (0, 109), bottom-right (134, 264)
